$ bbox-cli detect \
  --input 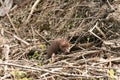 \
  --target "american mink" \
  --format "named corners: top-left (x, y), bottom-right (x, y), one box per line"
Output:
top-left (47, 38), bottom-right (70, 58)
